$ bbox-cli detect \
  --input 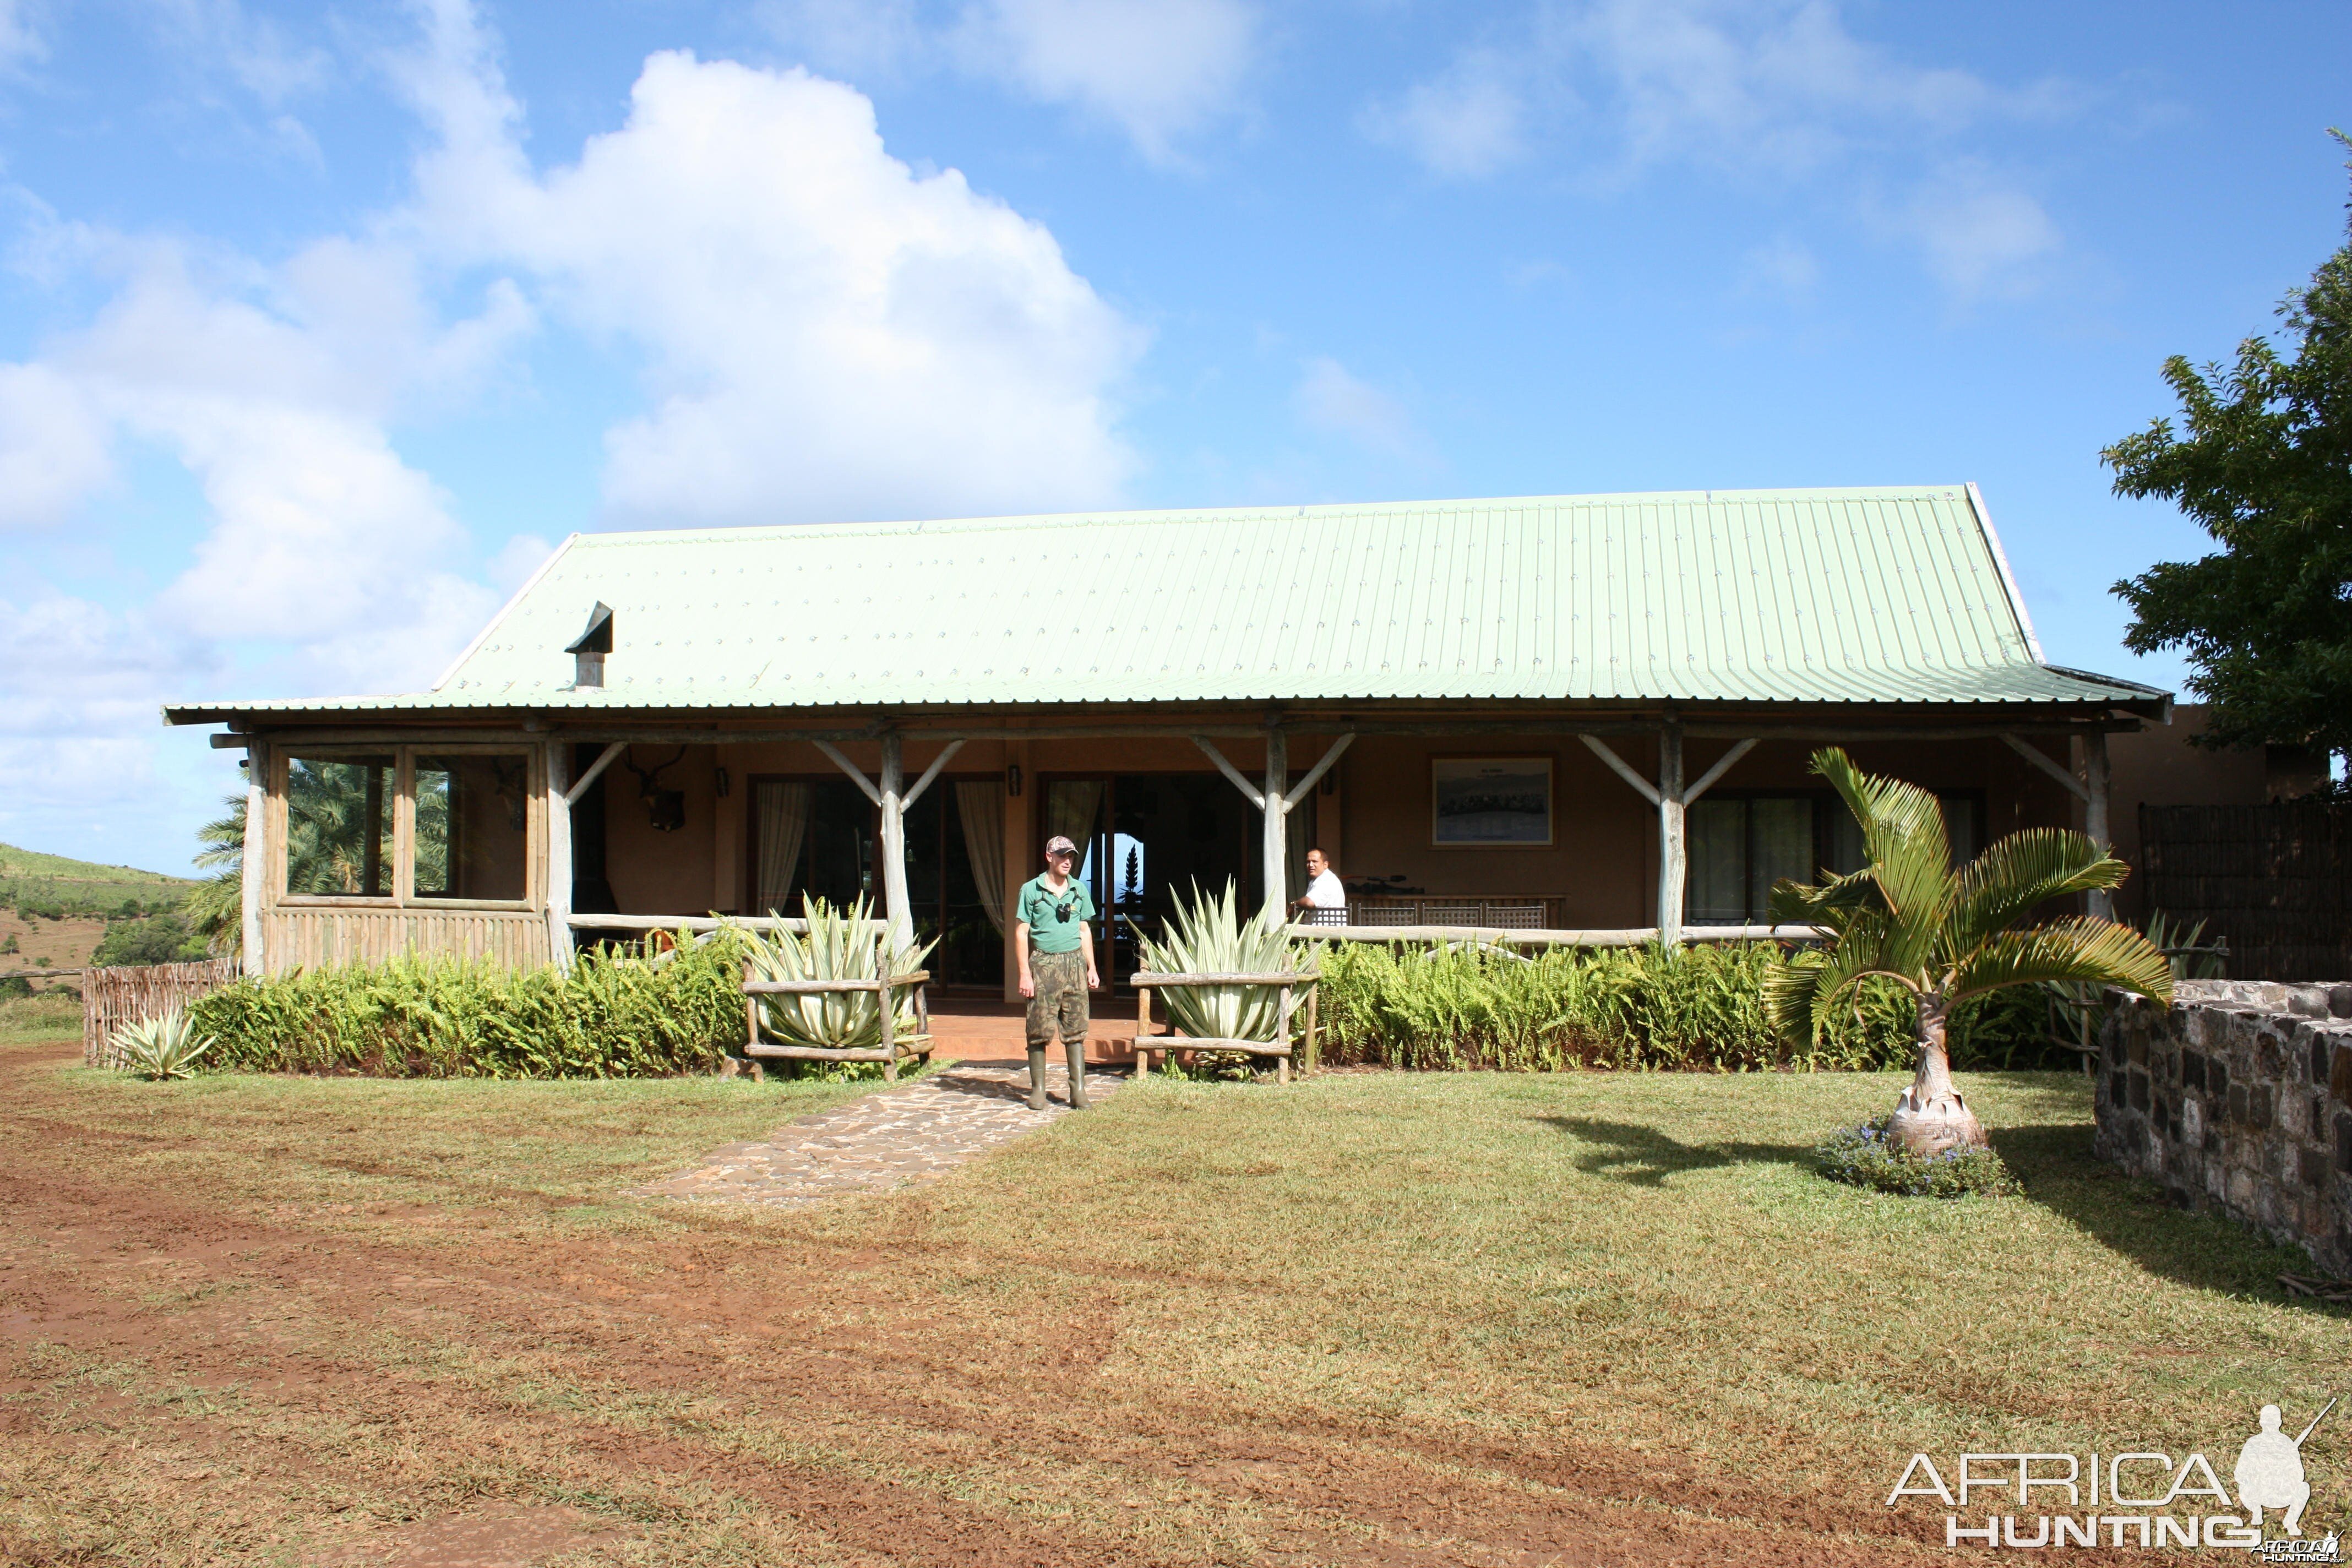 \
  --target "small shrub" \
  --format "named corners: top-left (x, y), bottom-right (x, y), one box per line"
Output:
top-left (0, 975), bottom-right (31, 998)
top-left (186, 930), bottom-right (749, 1078)
top-left (111, 1010), bottom-right (214, 1080)
top-left (1313, 940), bottom-right (1919, 1072)
top-left (1814, 1116), bottom-right (2021, 1199)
